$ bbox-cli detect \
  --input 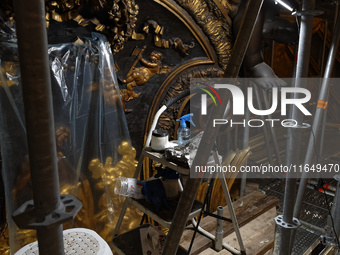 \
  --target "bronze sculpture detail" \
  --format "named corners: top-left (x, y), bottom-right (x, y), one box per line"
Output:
top-left (122, 49), bottom-right (172, 101)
